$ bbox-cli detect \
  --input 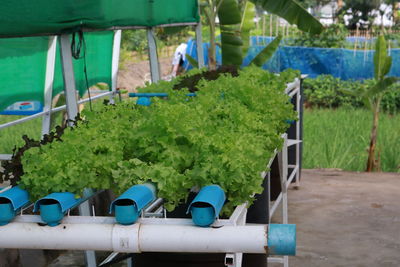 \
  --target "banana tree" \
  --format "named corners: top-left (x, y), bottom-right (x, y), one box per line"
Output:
top-left (200, 0), bottom-right (324, 70)
top-left (342, 35), bottom-right (399, 172)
